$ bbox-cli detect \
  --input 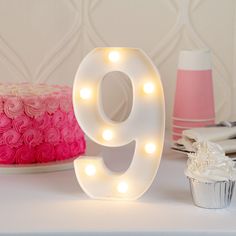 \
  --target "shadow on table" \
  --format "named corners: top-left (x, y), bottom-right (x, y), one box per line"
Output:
top-left (22, 169), bottom-right (86, 198)
top-left (140, 186), bottom-right (193, 206)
